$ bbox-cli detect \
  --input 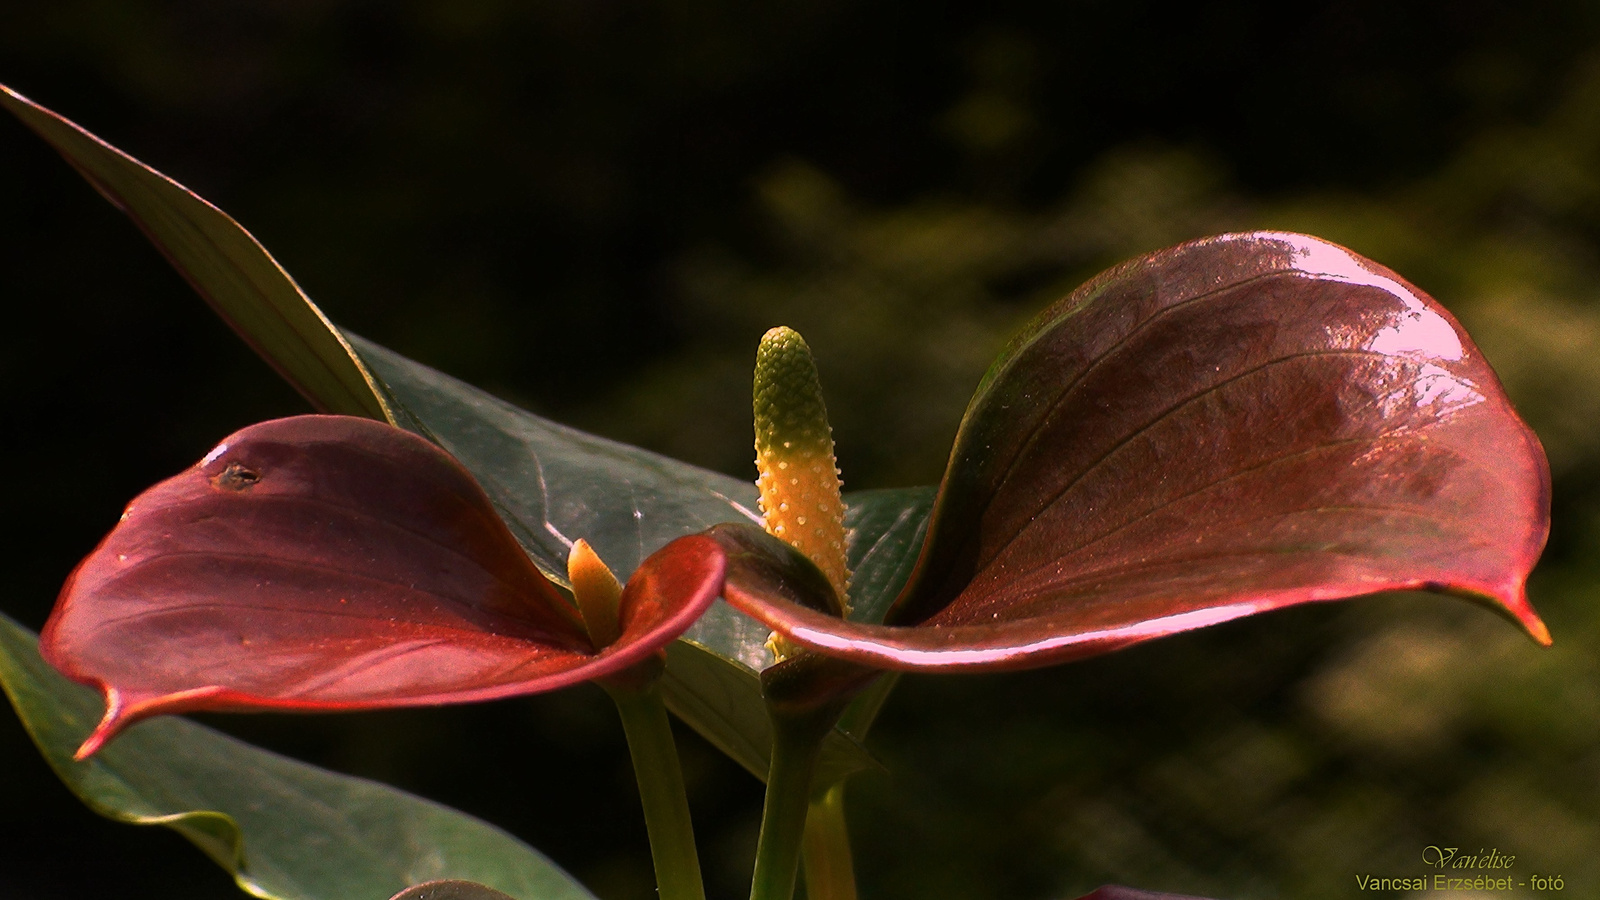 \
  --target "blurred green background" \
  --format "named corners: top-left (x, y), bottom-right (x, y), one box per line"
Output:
top-left (4, 2), bottom-right (1600, 898)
